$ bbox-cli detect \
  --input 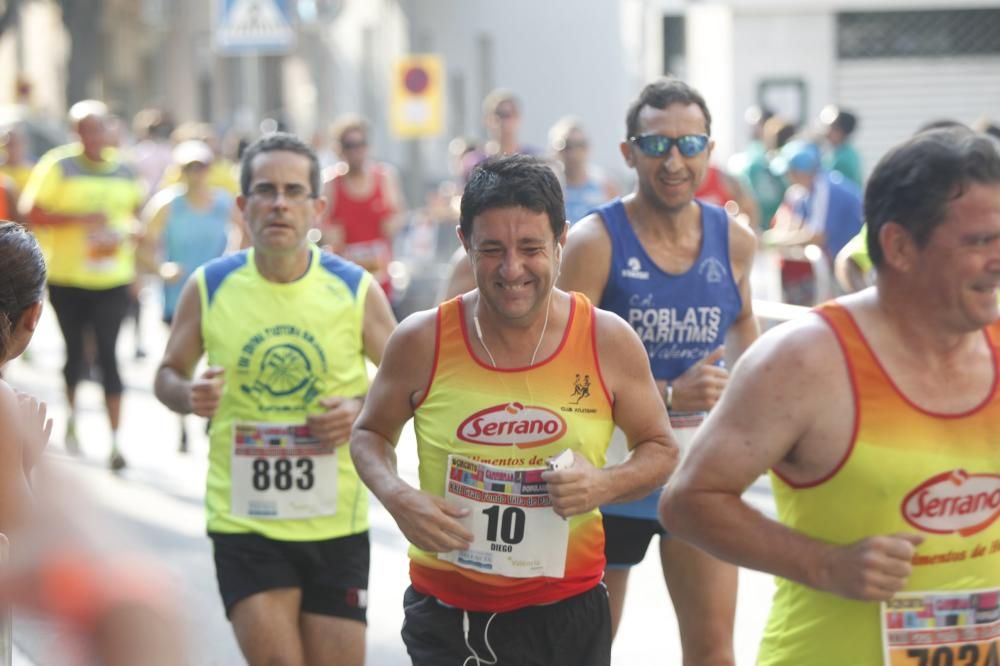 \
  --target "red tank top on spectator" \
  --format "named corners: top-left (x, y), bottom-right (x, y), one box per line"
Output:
top-left (695, 165), bottom-right (735, 207)
top-left (326, 164), bottom-right (395, 295)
